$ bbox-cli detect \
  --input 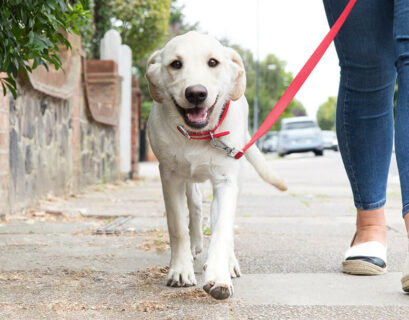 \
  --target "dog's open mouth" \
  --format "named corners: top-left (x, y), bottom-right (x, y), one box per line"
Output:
top-left (172, 96), bottom-right (218, 129)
